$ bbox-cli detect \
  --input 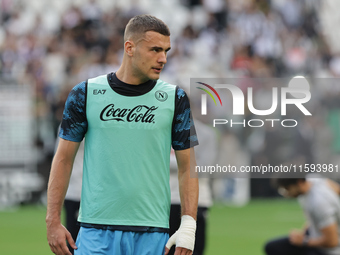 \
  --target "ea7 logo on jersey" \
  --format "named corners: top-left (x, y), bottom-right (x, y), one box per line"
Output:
top-left (93, 89), bottom-right (106, 95)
